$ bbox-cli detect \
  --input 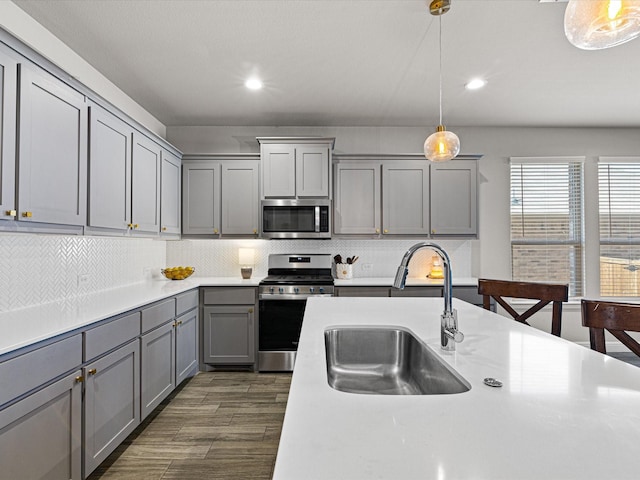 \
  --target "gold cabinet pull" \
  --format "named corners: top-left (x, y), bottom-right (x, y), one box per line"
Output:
top-left (134, 224), bottom-right (139, 229)
top-left (253, 228), bottom-right (257, 234)
top-left (75, 375), bottom-right (84, 383)
top-left (248, 308), bottom-right (254, 314)
top-left (431, 229), bottom-right (436, 234)
top-left (162, 226), bottom-right (167, 231)
top-left (127, 223), bottom-right (133, 229)
top-left (375, 228), bottom-right (380, 234)
top-left (213, 228), bottom-right (219, 234)
top-left (22, 211), bottom-right (32, 218)
top-left (384, 229), bottom-right (389, 234)
top-left (88, 368), bottom-right (97, 376)
top-left (5, 210), bottom-right (16, 217)
top-left (177, 320), bottom-right (183, 326)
